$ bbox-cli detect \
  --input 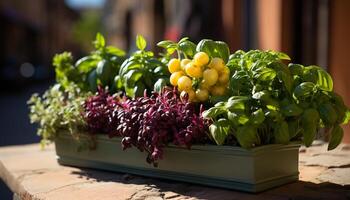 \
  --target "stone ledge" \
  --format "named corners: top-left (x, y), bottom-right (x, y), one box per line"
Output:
top-left (0, 143), bottom-right (350, 200)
